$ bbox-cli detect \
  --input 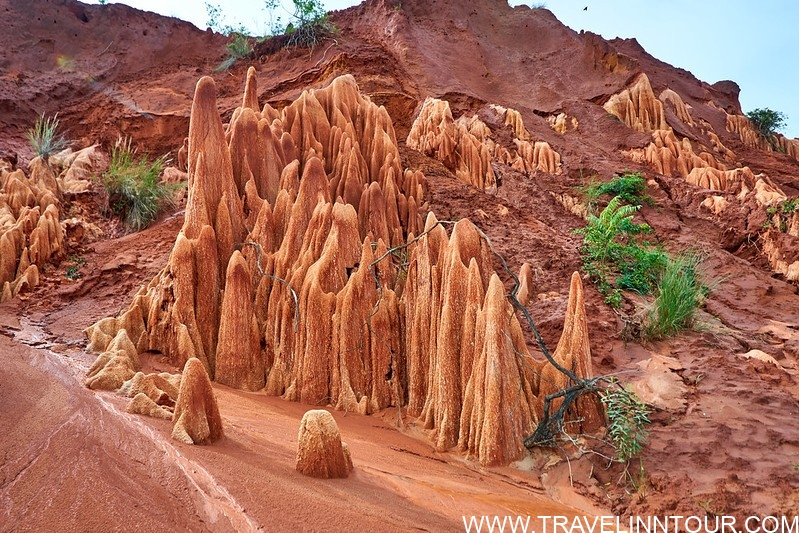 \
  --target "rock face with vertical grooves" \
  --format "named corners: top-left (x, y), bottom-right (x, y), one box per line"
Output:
top-left (603, 73), bottom-right (666, 132)
top-left (1, 161), bottom-right (62, 301)
top-left (537, 272), bottom-right (604, 435)
top-left (84, 70), bottom-right (599, 464)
